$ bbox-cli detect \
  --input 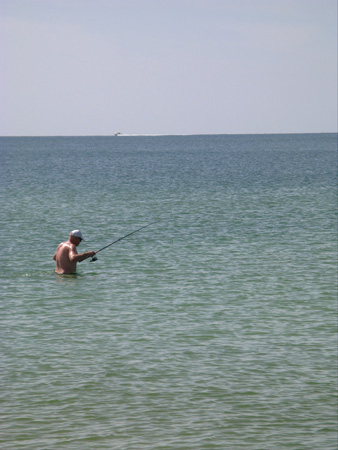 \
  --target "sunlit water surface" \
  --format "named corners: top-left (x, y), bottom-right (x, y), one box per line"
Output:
top-left (1, 134), bottom-right (337, 449)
